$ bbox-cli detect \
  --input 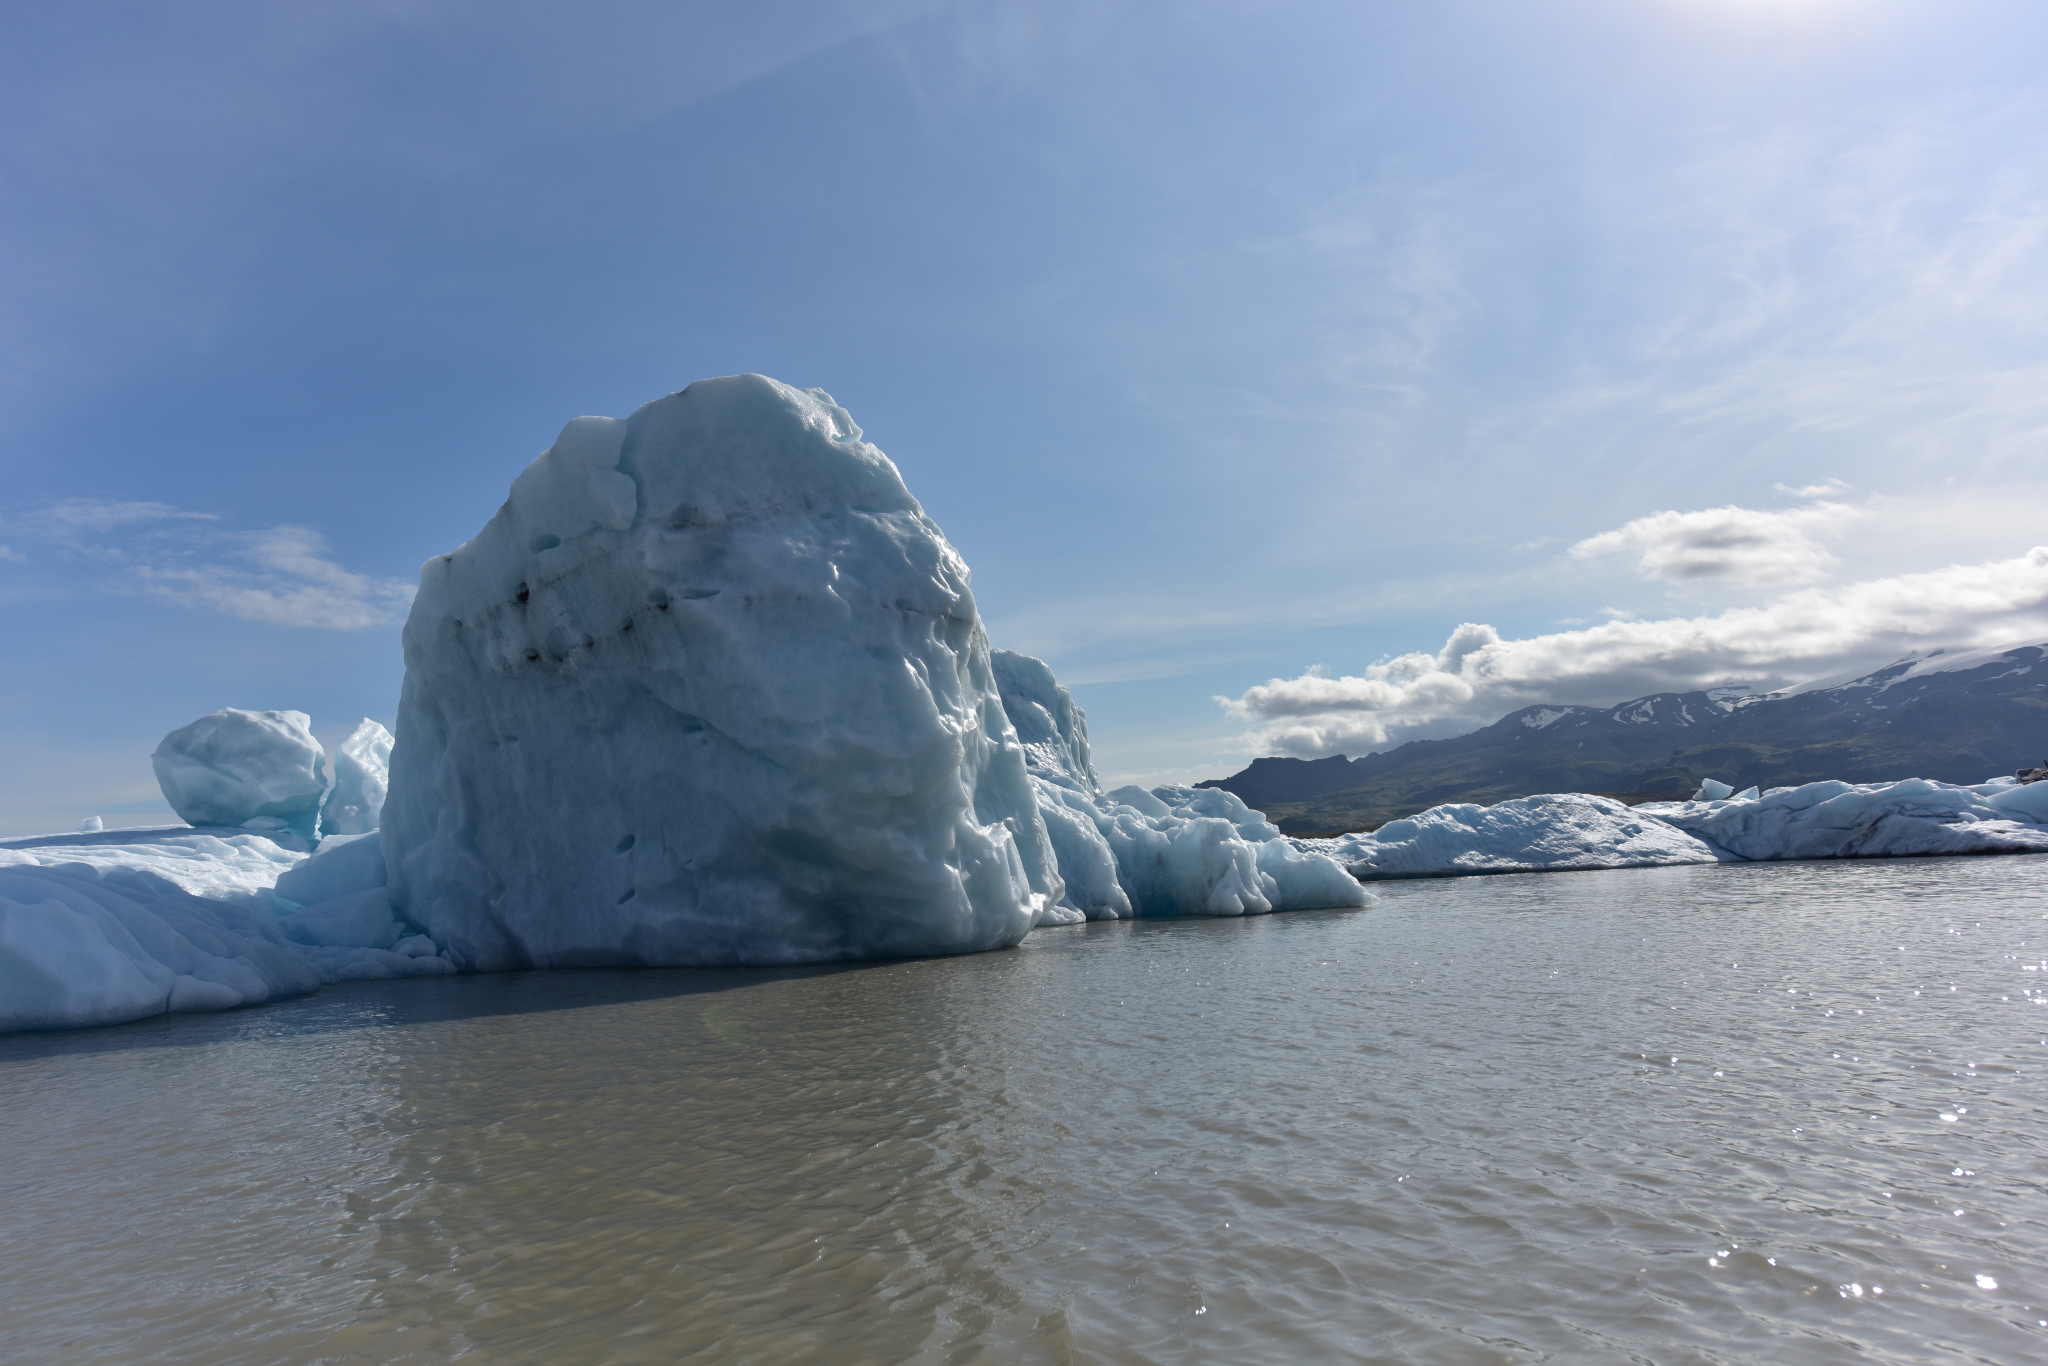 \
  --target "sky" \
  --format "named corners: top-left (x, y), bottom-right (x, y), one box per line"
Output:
top-left (4, 0), bottom-right (2048, 834)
